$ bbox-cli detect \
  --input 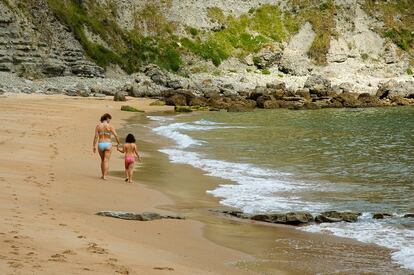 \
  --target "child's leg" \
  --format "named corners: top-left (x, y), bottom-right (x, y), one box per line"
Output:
top-left (128, 162), bottom-right (135, 183)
